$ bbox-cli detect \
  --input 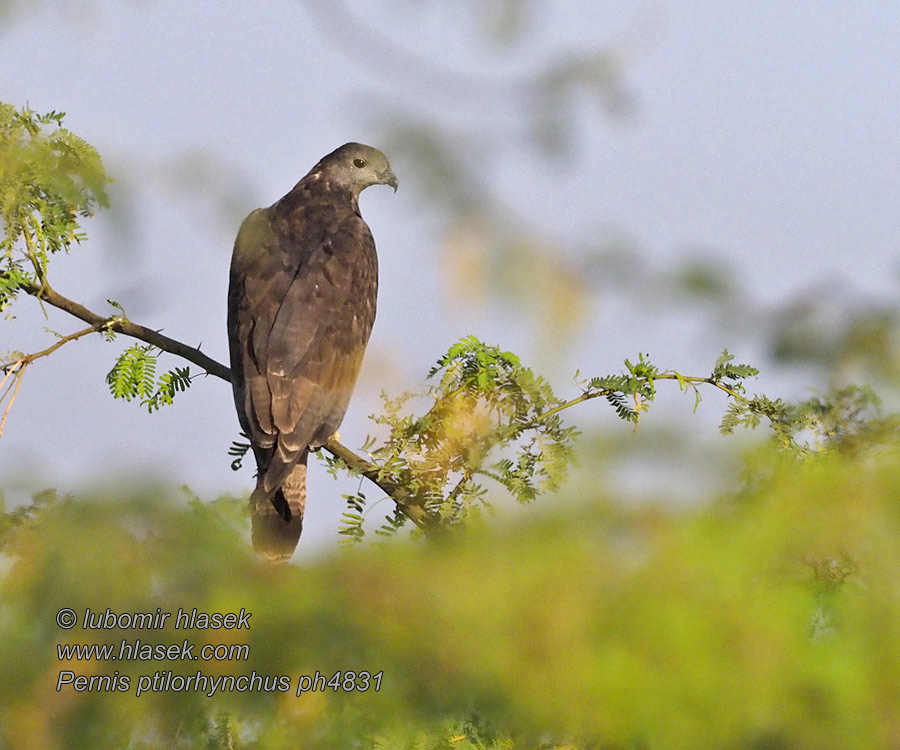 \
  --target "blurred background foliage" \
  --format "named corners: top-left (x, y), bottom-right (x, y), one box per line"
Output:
top-left (4, 441), bottom-right (900, 748)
